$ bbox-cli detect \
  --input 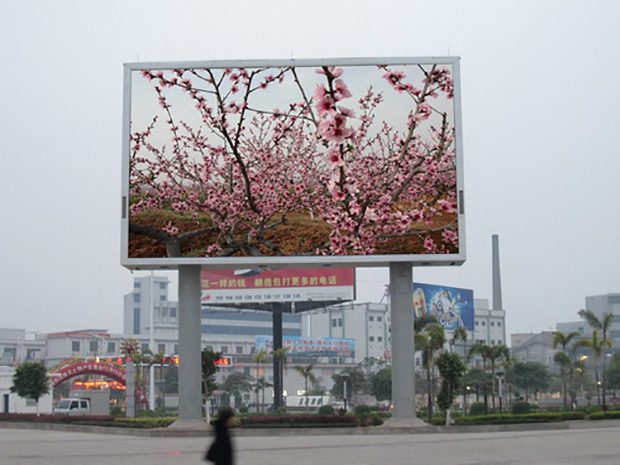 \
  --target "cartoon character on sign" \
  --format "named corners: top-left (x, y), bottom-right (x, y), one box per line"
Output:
top-left (430, 290), bottom-right (463, 329)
